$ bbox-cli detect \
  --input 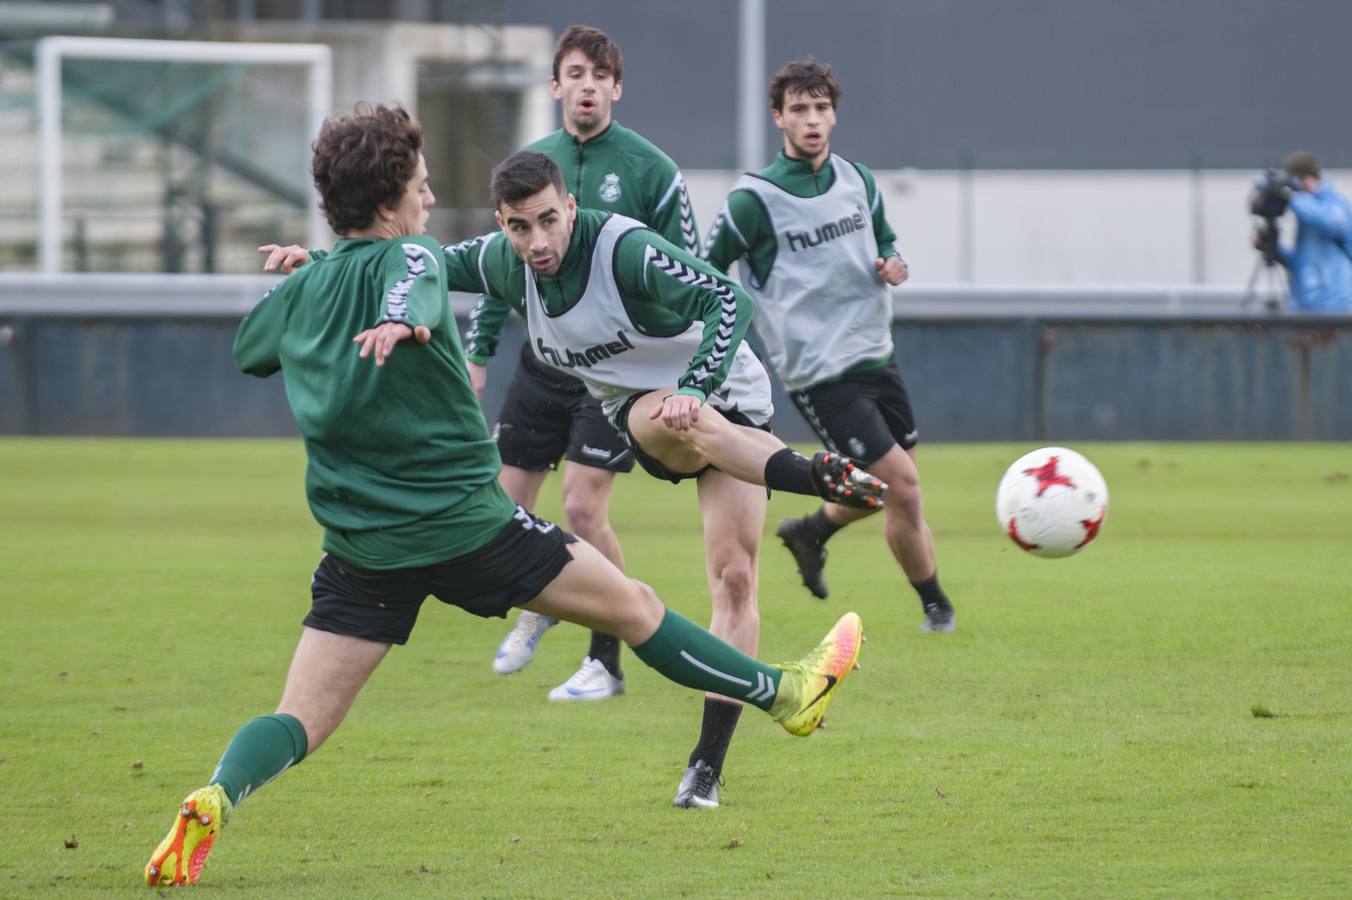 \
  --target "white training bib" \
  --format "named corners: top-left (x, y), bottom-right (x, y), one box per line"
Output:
top-left (524, 215), bottom-right (773, 423)
top-left (732, 155), bottom-right (894, 391)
